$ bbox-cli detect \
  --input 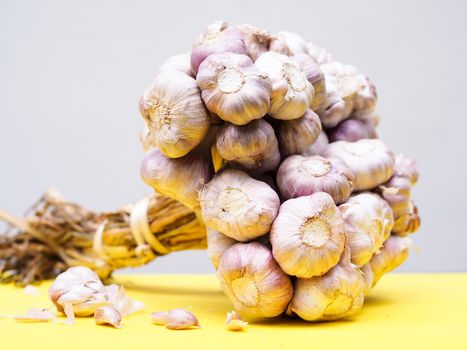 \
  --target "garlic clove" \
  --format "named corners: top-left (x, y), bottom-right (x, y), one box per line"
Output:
top-left (191, 21), bottom-right (246, 74)
top-left (269, 31), bottom-right (308, 56)
top-left (139, 70), bottom-right (210, 158)
top-left (140, 149), bottom-right (213, 209)
top-left (197, 53), bottom-right (272, 125)
top-left (151, 309), bottom-right (200, 330)
top-left (225, 310), bottom-right (248, 331)
top-left (323, 139), bottom-right (395, 191)
top-left (339, 193), bottom-right (394, 266)
top-left (327, 118), bottom-right (378, 143)
top-left (158, 53), bottom-right (194, 78)
top-left (94, 306), bottom-right (122, 328)
top-left (276, 155), bottom-right (354, 204)
top-left (301, 131), bottom-right (329, 157)
top-left (255, 52), bottom-right (314, 120)
top-left (270, 192), bottom-right (346, 278)
top-left (237, 24), bottom-right (274, 62)
top-left (207, 229), bottom-right (237, 269)
top-left (200, 169), bottom-right (280, 241)
top-left (217, 242), bottom-right (293, 318)
top-left (150, 311), bottom-right (169, 326)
